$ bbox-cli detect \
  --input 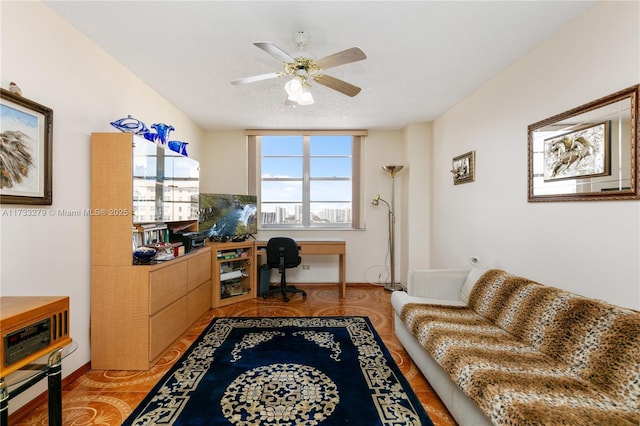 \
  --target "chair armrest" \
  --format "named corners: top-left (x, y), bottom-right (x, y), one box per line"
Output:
top-left (407, 269), bottom-right (470, 300)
